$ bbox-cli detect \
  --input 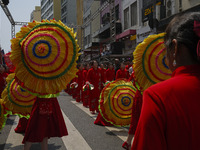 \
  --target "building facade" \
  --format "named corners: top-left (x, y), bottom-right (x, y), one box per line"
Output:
top-left (30, 6), bottom-right (41, 22)
top-left (76, 0), bottom-right (84, 50)
top-left (61, 0), bottom-right (77, 25)
top-left (41, 0), bottom-right (61, 21)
